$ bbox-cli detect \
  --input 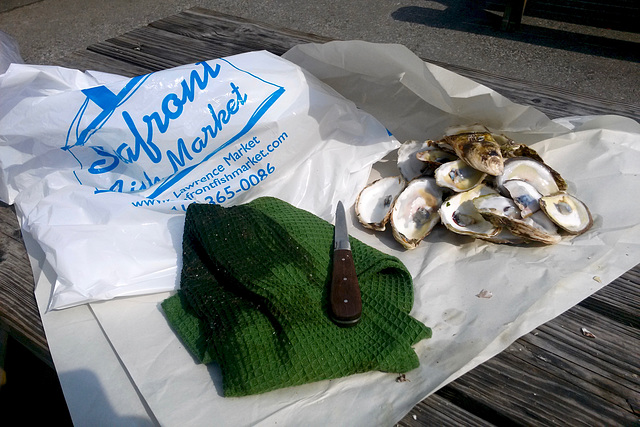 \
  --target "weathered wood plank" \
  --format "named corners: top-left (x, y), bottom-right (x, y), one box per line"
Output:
top-left (74, 7), bottom-right (331, 76)
top-left (423, 290), bottom-right (639, 426)
top-left (0, 204), bottom-right (51, 367)
top-left (112, 25), bottom-right (232, 63)
top-left (578, 265), bottom-right (640, 329)
top-left (86, 37), bottom-right (186, 74)
top-left (149, 7), bottom-right (332, 55)
top-left (436, 337), bottom-right (638, 425)
top-left (531, 312), bottom-right (639, 391)
top-left (52, 49), bottom-right (153, 77)
top-left (510, 337), bottom-right (636, 415)
top-left (530, 317), bottom-right (639, 389)
top-left (567, 296), bottom-right (639, 343)
top-left (397, 391), bottom-right (495, 427)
